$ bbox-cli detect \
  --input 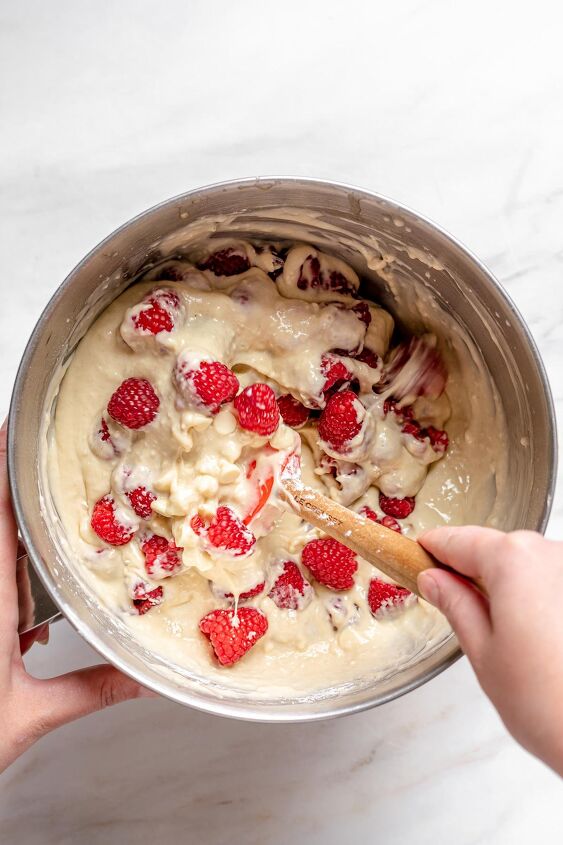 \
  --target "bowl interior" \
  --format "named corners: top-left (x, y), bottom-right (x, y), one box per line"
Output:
top-left (9, 179), bottom-right (556, 720)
